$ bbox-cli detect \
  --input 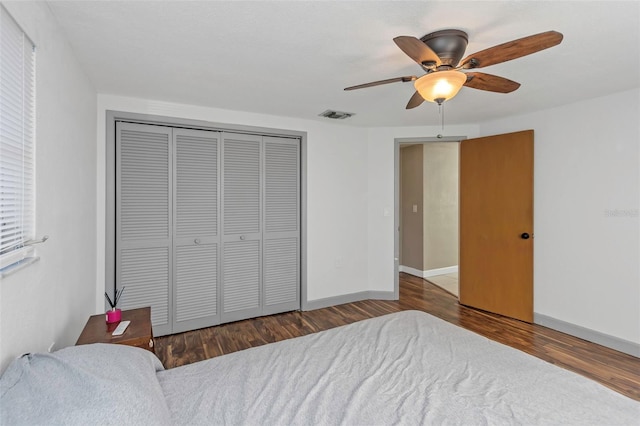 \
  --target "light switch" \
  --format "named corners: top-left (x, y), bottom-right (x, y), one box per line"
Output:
top-left (412, 204), bottom-right (418, 213)
top-left (383, 208), bottom-right (390, 217)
